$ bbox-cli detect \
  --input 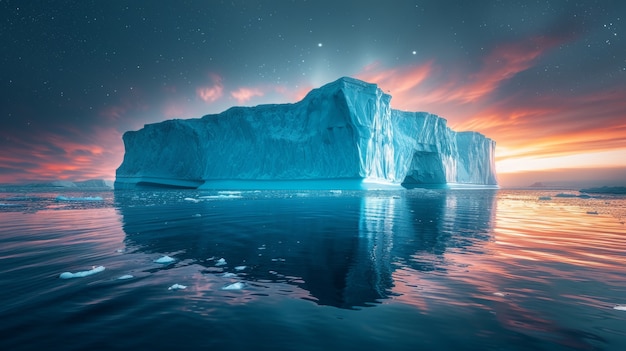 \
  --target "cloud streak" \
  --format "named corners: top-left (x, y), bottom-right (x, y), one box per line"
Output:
top-left (230, 87), bottom-right (264, 104)
top-left (196, 74), bottom-right (224, 103)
